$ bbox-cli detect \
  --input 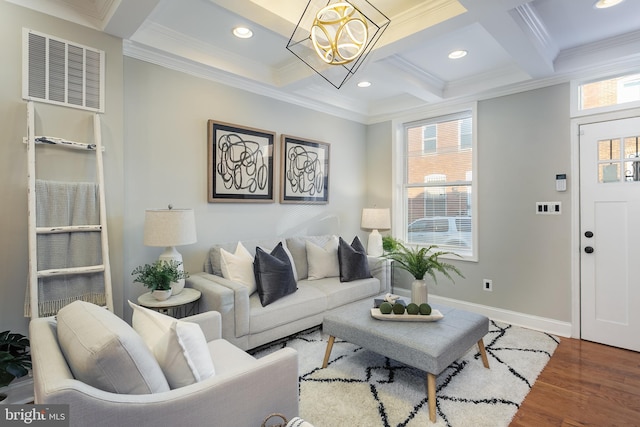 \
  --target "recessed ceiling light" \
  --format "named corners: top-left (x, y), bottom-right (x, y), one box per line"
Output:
top-left (448, 50), bottom-right (467, 59)
top-left (594, 0), bottom-right (624, 8)
top-left (357, 81), bottom-right (371, 88)
top-left (233, 27), bottom-right (253, 39)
